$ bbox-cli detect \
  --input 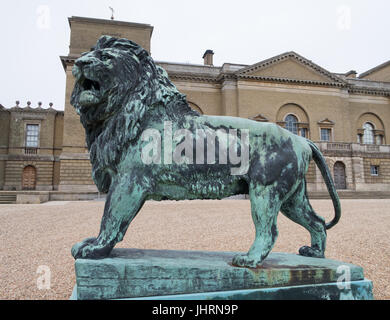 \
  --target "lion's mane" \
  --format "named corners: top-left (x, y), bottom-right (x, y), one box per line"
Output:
top-left (71, 36), bottom-right (199, 192)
